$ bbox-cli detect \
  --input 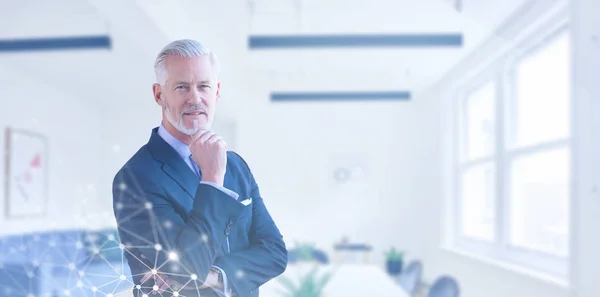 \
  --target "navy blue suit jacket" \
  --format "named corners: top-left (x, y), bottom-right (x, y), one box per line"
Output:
top-left (112, 127), bottom-right (287, 297)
